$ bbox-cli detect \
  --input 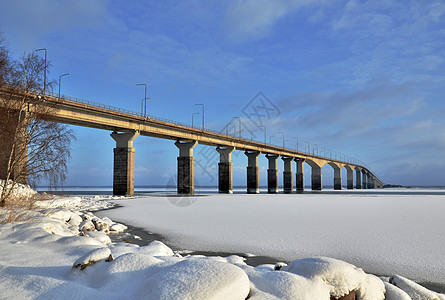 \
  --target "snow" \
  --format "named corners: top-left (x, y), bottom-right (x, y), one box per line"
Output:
top-left (283, 256), bottom-right (385, 299)
top-left (1, 188), bottom-right (445, 299)
top-left (98, 191), bottom-right (445, 285)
